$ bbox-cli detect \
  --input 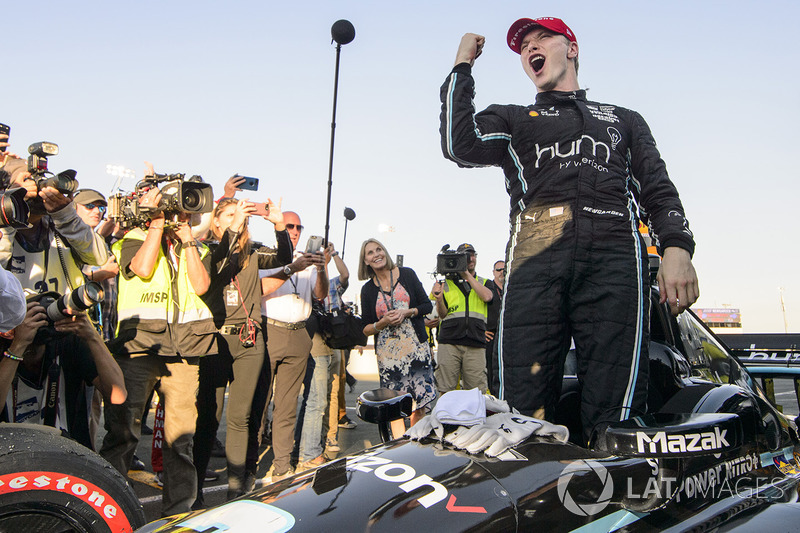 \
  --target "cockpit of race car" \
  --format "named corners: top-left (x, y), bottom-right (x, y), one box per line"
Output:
top-left (137, 282), bottom-right (800, 532)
